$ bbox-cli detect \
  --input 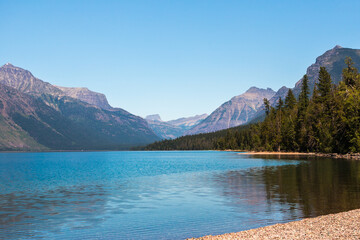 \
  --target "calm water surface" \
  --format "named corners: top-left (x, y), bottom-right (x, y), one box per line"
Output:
top-left (0, 151), bottom-right (360, 239)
